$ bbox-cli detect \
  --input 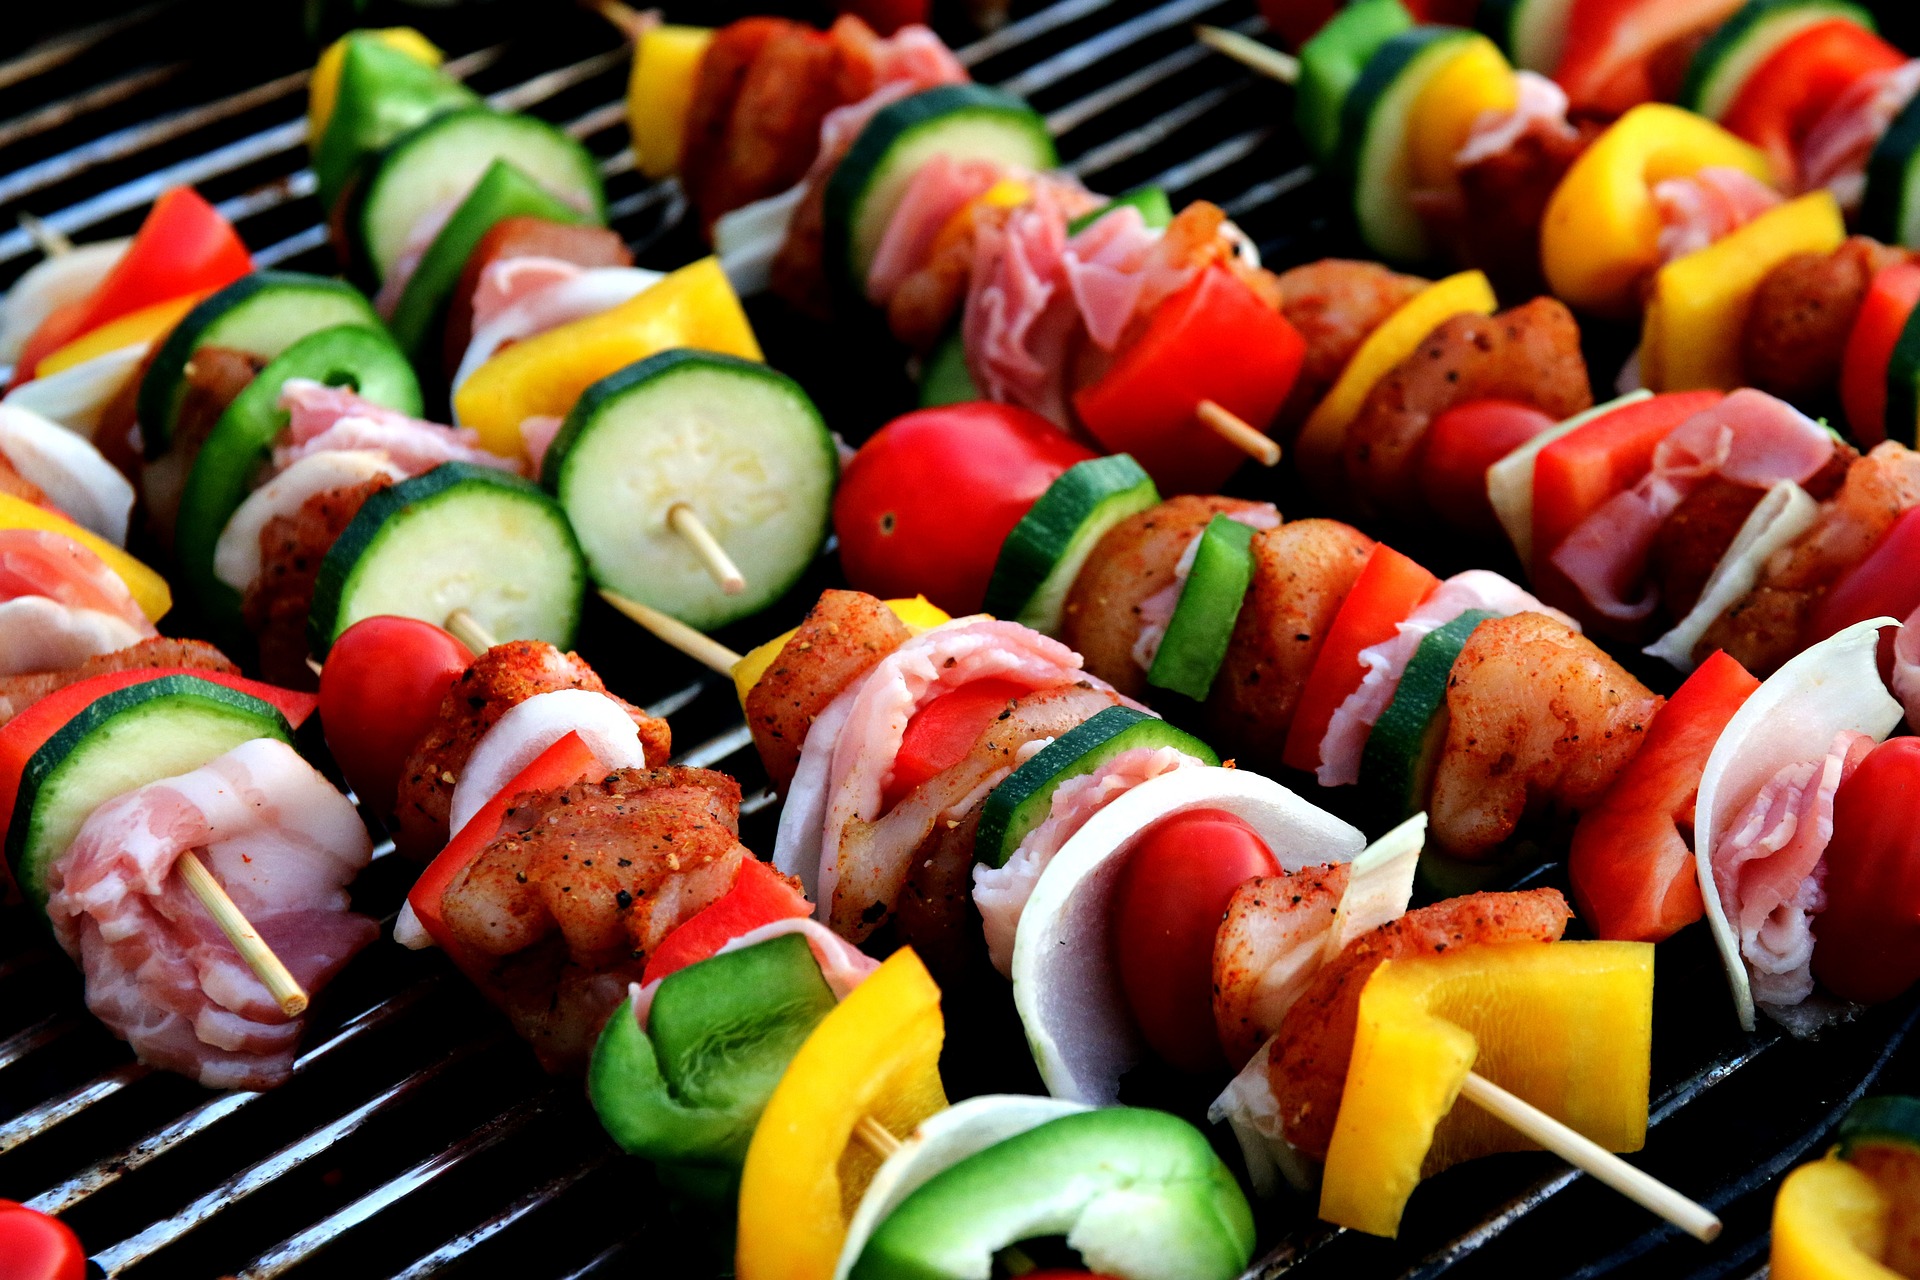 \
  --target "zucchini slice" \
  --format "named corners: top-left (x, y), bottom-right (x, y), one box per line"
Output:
top-left (7, 675), bottom-right (294, 910)
top-left (1147, 515), bottom-right (1257, 702)
top-left (1360, 608), bottom-right (1497, 817)
top-left (974, 705), bottom-right (1219, 869)
top-left (824, 84), bottom-right (1056, 293)
top-left (1865, 94), bottom-right (1920, 254)
top-left (138, 272), bottom-right (385, 457)
top-left (982, 455), bottom-right (1159, 636)
top-left (1838, 1095), bottom-right (1920, 1160)
top-left (312, 34), bottom-right (479, 212)
top-left (175, 324), bottom-right (421, 627)
top-left (1681, 0), bottom-right (1875, 121)
top-left (356, 107), bottom-right (606, 285)
top-left (1477, 0), bottom-right (1577, 72)
top-left (543, 349), bottom-right (836, 631)
top-left (310, 461), bottom-right (585, 656)
top-left (1882, 298), bottom-right (1920, 447)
